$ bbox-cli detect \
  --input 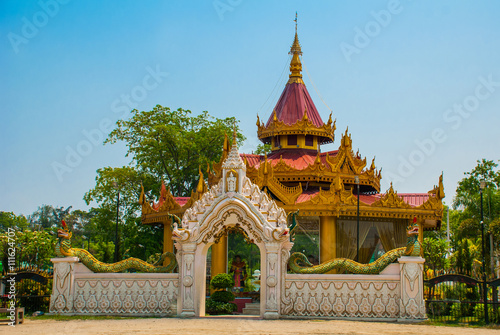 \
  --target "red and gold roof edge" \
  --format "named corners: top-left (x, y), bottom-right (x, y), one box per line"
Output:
top-left (257, 110), bottom-right (336, 144)
top-left (246, 128), bottom-right (382, 195)
top-left (140, 166), bottom-right (209, 225)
